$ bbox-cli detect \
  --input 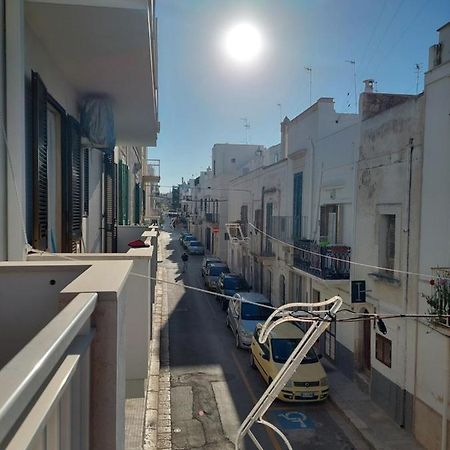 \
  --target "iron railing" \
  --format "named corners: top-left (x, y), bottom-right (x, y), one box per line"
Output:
top-left (293, 239), bottom-right (351, 280)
